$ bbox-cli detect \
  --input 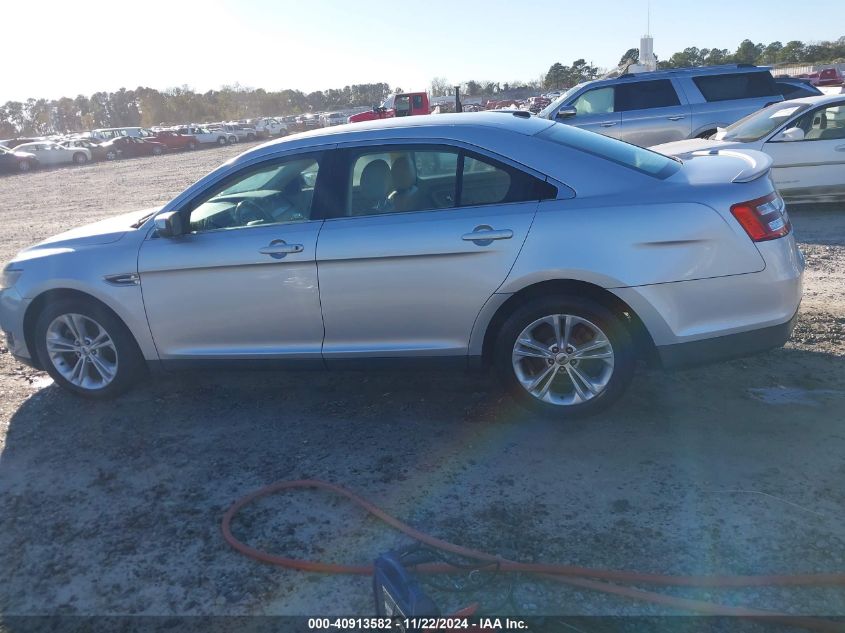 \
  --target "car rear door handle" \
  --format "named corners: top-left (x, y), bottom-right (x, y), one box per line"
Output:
top-left (667, 115), bottom-right (685, 121)
top-left (462, 227), bottom-right (513, 244)
top-left (600, 122), bottom-right (616, 127)
top-left (259, 240), bottom-right (304, 259)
